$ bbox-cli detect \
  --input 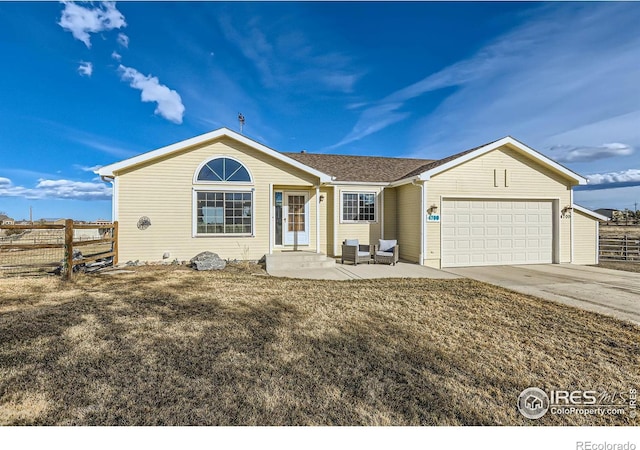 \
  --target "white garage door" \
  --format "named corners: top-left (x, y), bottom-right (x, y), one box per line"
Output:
top-left (442, 199), bottom-right (553, 268)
